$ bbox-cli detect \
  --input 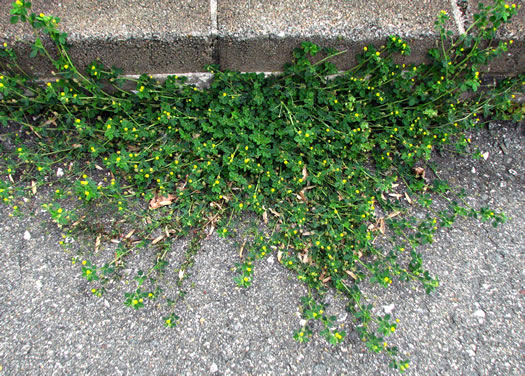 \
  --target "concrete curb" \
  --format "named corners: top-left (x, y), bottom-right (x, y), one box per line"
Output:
top-left (0, 0), bottom-right (523, 76)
